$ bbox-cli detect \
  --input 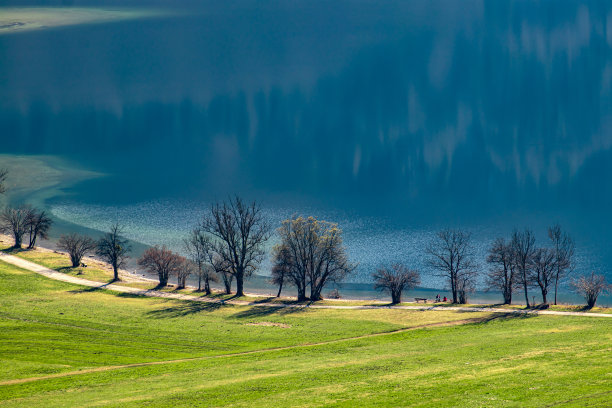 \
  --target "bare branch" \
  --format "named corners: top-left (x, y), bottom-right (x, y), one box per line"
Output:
top-left (138, 246), bottom-right (185, 287)
top-left (372, 264), bottom-right (420, 304)
top-left (58, 233), bottom-right (96, 268)
top-left (425, 229), bottom-right (475, 304)
top-left (96, 223), bottom-right (131, 281)
top-left (571, 272), bottom-right (609, 308)
top-left (0, 205), bottom-right (34, 248)
top-left (199, 196), bottom-right (271, 296)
